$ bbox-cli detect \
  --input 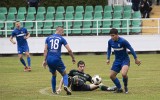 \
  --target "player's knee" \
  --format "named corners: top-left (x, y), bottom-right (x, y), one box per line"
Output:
top-left (122, 73), bottom-right (127, 78)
